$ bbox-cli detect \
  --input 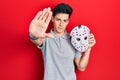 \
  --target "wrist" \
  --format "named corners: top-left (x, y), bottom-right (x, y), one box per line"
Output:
top-left (86, 47), bottom-right (92, 52)
top-left (28, 32), bottom-right (39, 40)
